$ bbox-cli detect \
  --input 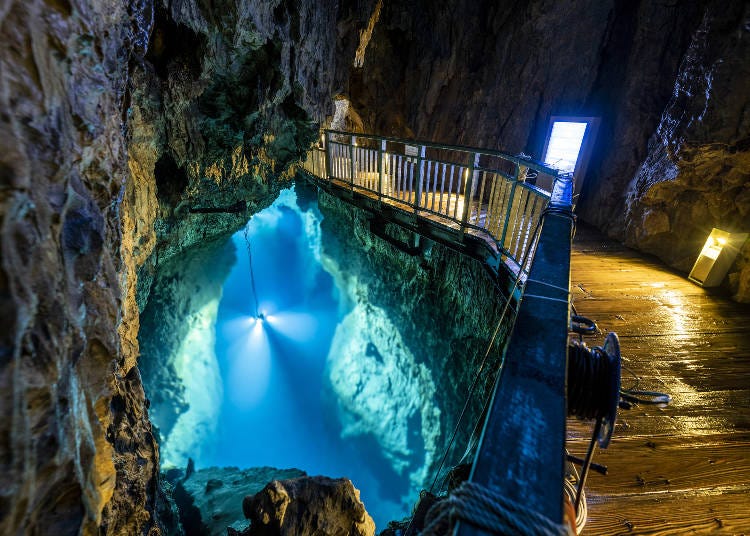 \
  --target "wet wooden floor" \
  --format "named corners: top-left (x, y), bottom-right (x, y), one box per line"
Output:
top-left (567, 224), bottom-right (750, 535)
